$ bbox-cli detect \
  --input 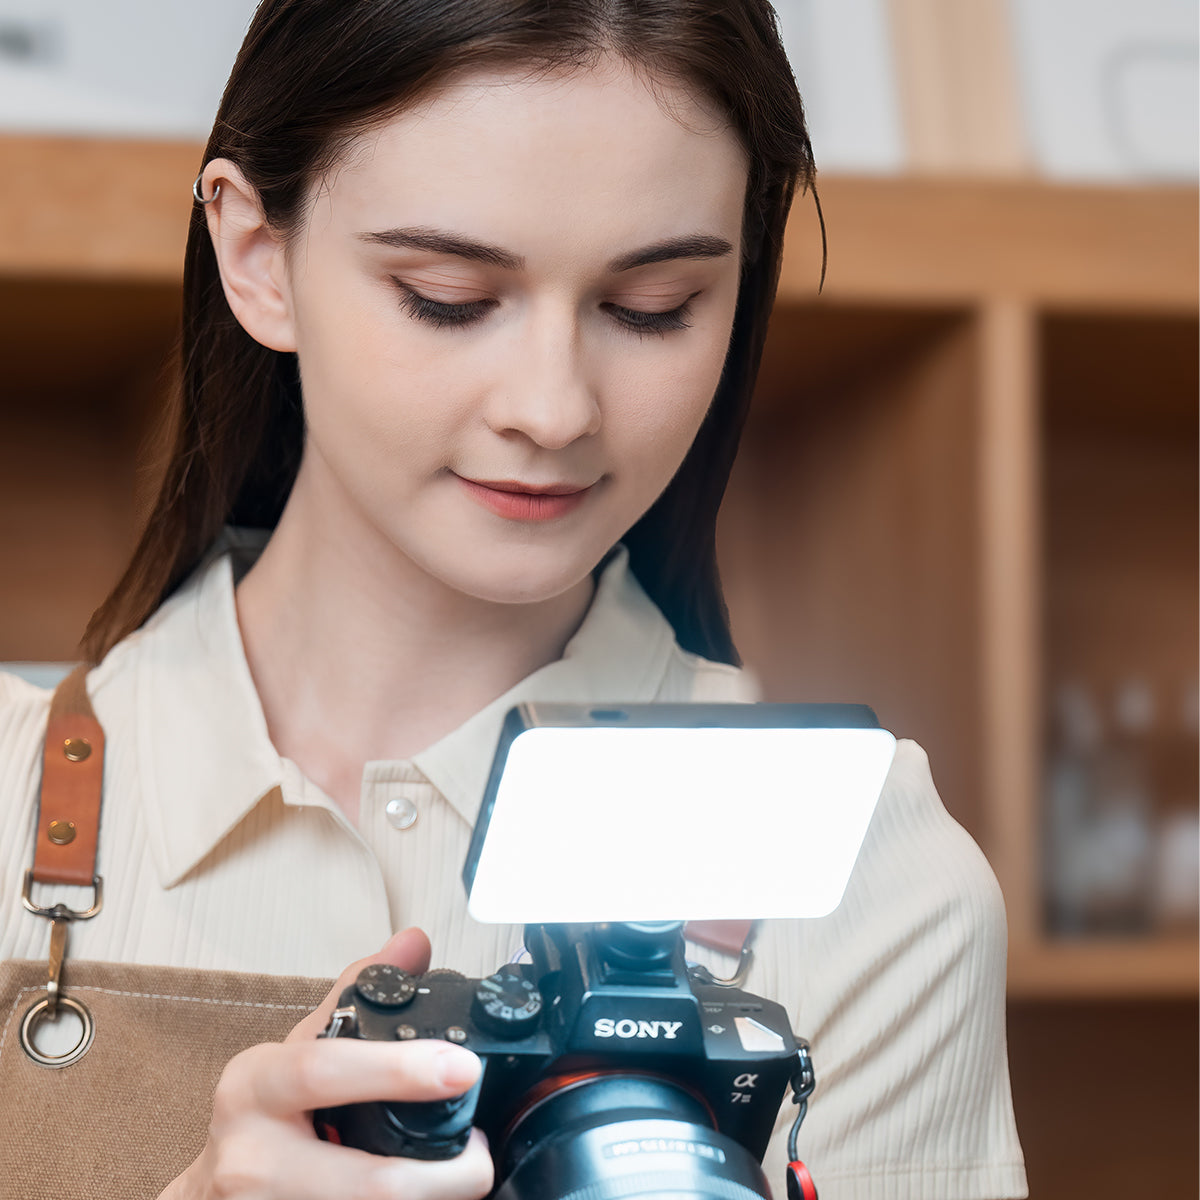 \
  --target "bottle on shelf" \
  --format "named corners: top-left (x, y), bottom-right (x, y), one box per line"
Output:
top-left (1043, 679), bottom-right (1155, 937)
top-left (1146, 677), bottom-right (1200, 933)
